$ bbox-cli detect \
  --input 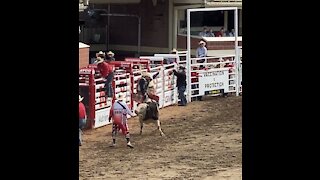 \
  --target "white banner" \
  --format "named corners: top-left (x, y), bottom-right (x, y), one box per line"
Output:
top-left (239, 62), bottom-right (242, 84)
top-left (239, 62), bottom-right (242, 92)
top-left (158, 92), bottom-right (164, 108)
top-left (198, 68), bottom-right (229, 96)
top-left (163, 89), bottom-right (177, 107)
top-left (94, 107), bottom-right (111, 128)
